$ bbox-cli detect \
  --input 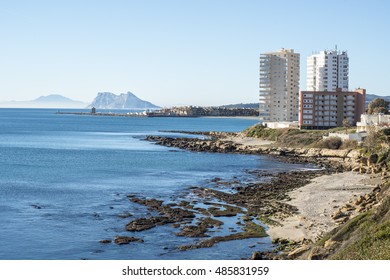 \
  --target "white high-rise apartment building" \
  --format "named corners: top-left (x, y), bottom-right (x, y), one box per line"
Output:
top-left (306, 49), bottom-right (349, 92)
top-left (259, 48), bottom-right (300, 122)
